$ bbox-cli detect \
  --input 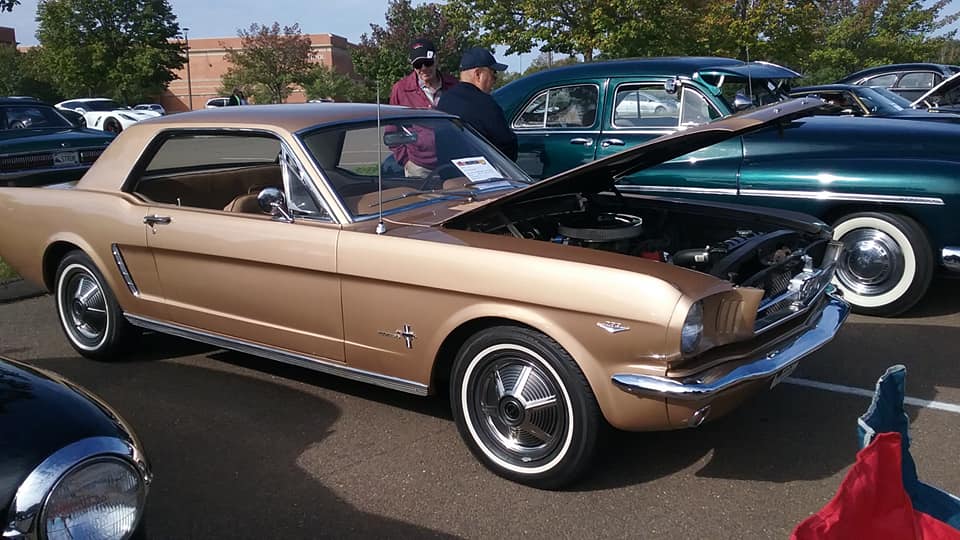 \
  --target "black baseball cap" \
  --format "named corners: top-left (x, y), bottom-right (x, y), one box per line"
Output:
top-left (409, 38), bottom-right (436, 64)
top-left (459, 47), bottom-right (508, 71)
